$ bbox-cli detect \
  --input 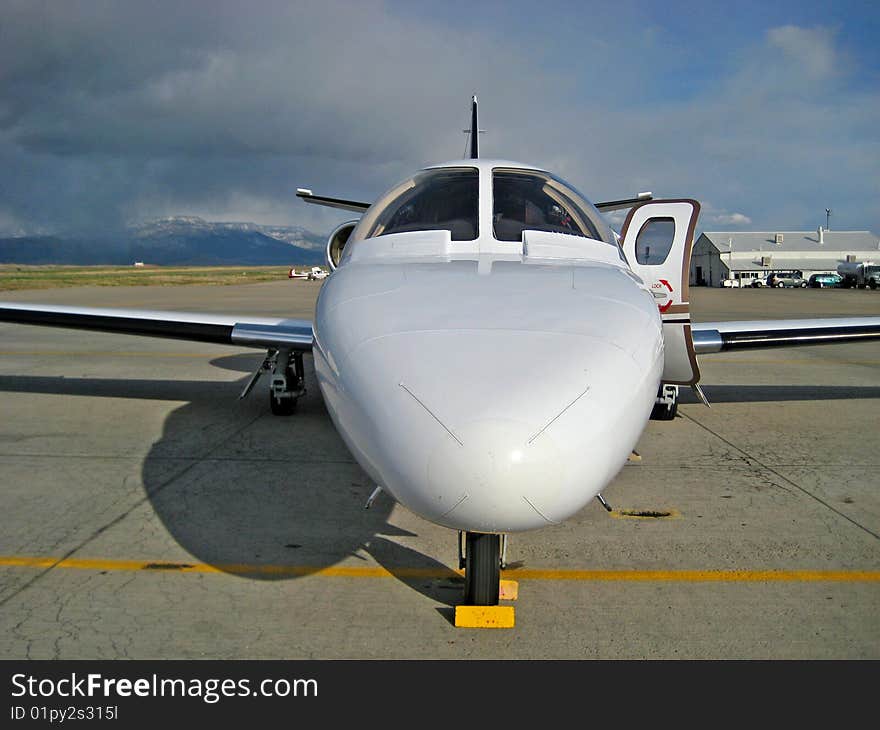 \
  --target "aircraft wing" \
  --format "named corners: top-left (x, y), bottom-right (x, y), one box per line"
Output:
top-left (0, 302), bottom-right (314, 351)
top-left (595, 192), bottom-right (653, 212)
top-left (692, 317), bottom-right (880, 353)
top-left (295, 189), bottom-right (370, 213)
